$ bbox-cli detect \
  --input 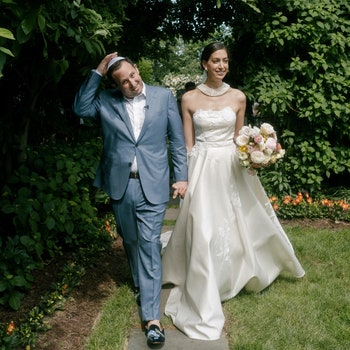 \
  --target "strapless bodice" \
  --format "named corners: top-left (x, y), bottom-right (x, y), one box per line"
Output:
top-left (193, 107), bottom-right (236, 145)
